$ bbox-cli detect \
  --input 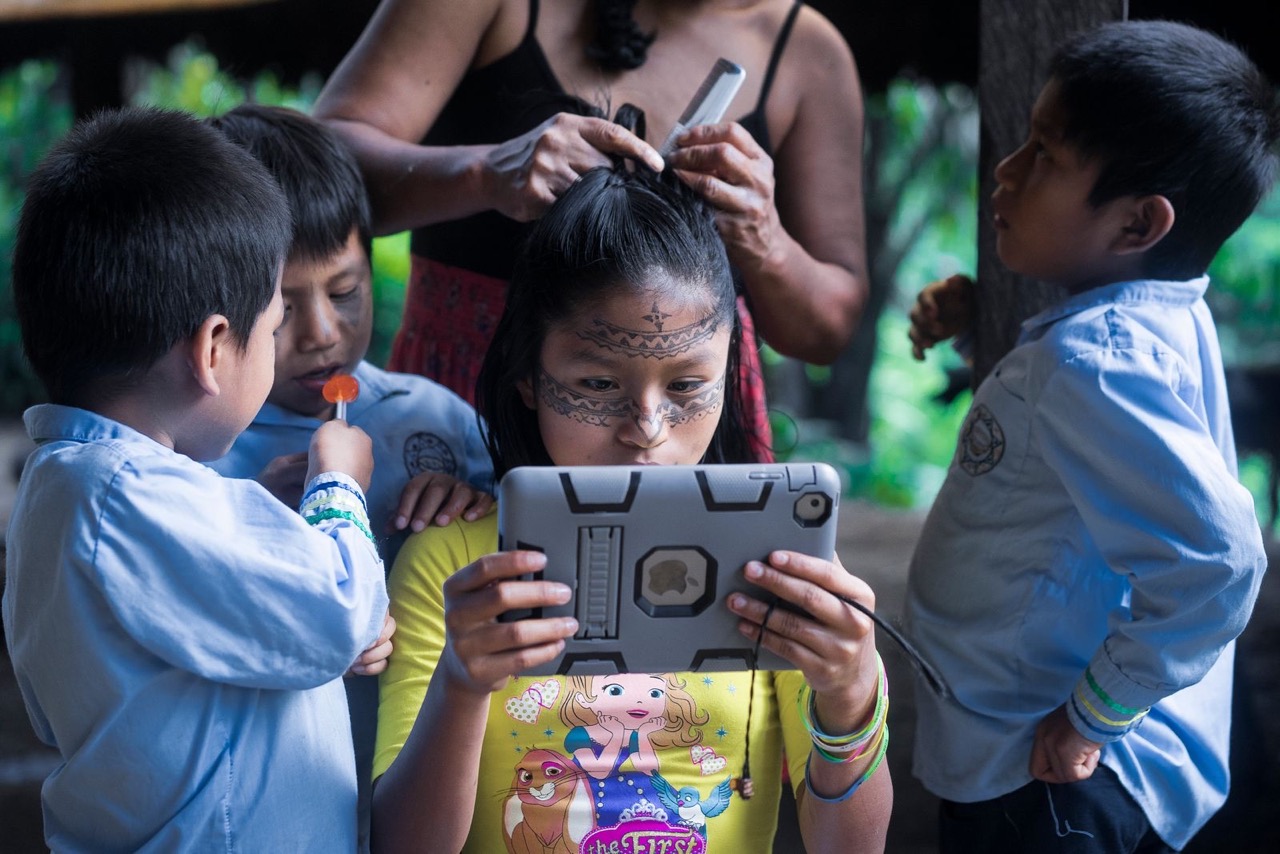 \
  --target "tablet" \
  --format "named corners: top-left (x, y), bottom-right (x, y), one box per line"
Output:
top-left (497, 462), bottom-right (842, 675)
